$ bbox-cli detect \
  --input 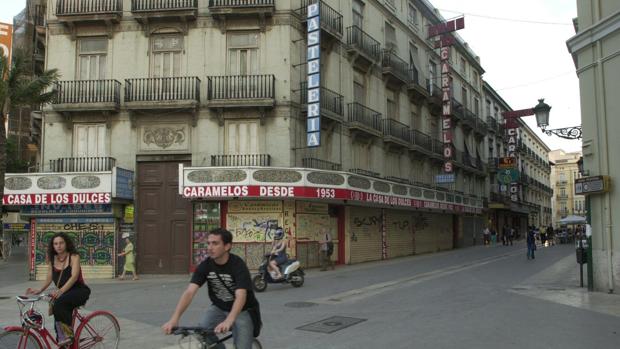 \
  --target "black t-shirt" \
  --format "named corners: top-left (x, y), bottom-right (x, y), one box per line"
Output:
top-left (190, 254), bottom-right (258, 312)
